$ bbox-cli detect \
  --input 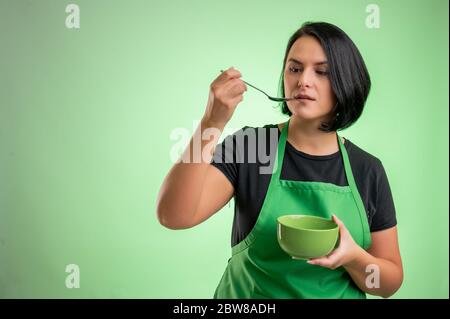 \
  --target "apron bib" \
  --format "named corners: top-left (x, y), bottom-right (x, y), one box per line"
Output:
top-left (214, 119), bottom-right (371, 299)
